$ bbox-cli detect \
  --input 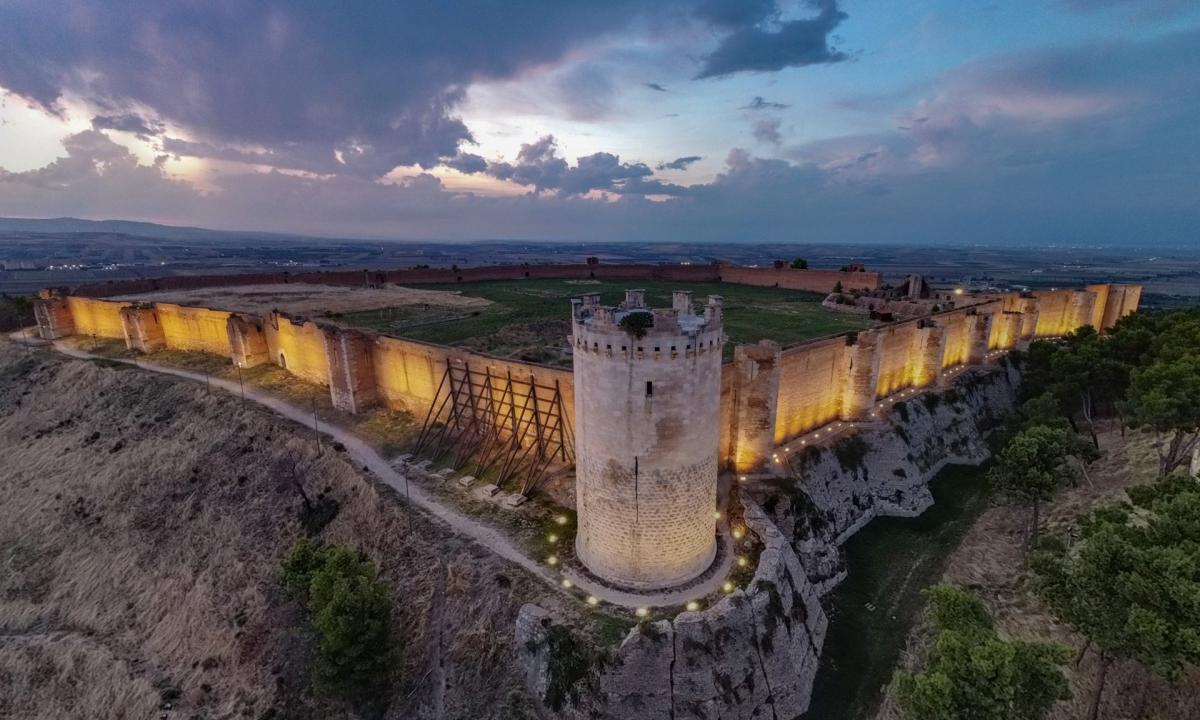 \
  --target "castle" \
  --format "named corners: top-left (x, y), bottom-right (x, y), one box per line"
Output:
top-left (32, 261), bottom-right (1142, 590)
